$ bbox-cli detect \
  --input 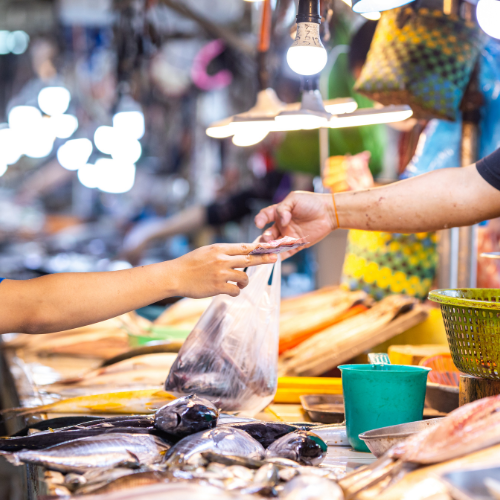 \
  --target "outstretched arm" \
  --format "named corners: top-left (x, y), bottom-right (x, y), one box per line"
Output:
top-left (255, 164), bottom-right (500, 257)
top-left (0, 243), bottom-right (276, 335)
